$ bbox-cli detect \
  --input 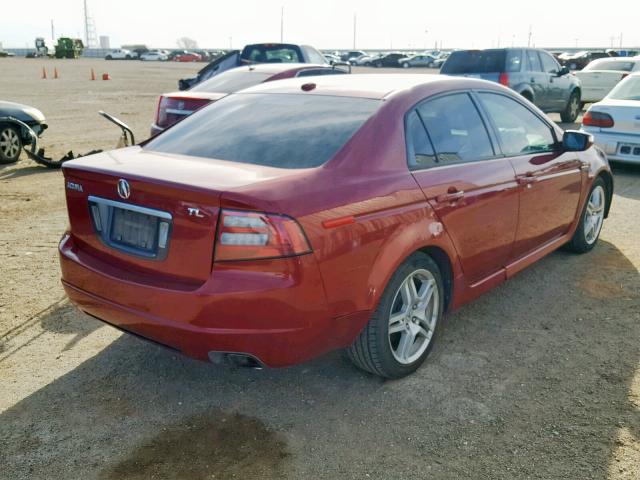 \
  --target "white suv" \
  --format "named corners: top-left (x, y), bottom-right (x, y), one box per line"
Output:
top-left (105, 49), bottom-right (136, 60)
